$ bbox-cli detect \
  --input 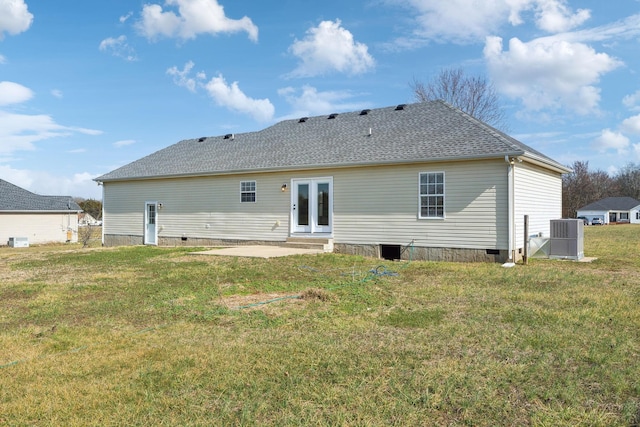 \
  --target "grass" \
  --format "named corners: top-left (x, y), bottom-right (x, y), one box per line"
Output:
top-left (1, 225), bottom-right (639, 426)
